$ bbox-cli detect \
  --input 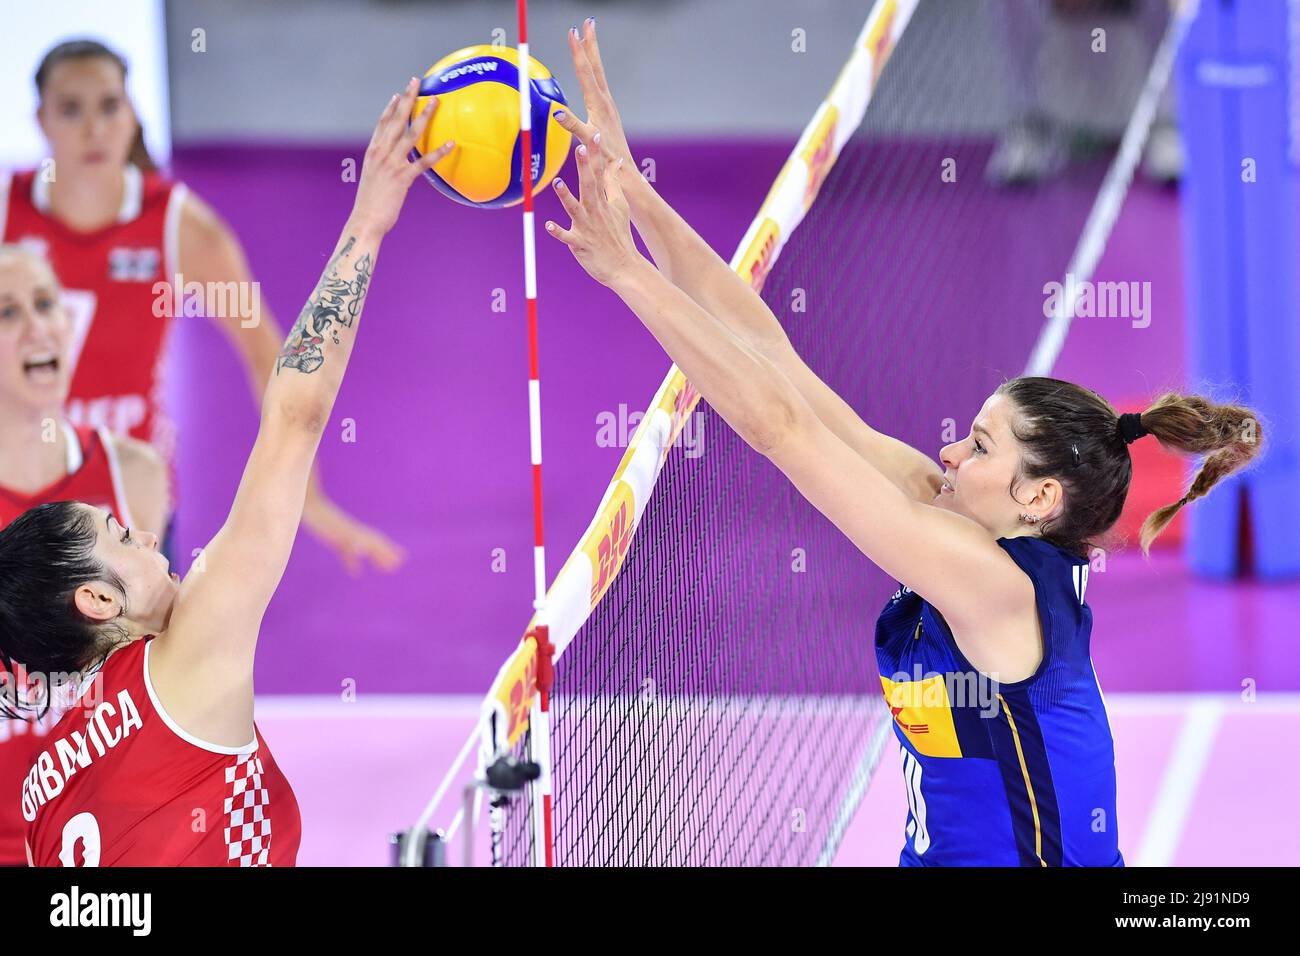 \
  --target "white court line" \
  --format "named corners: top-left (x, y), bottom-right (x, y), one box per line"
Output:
top-left (1133, 698), bottom-right (1225, 867)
